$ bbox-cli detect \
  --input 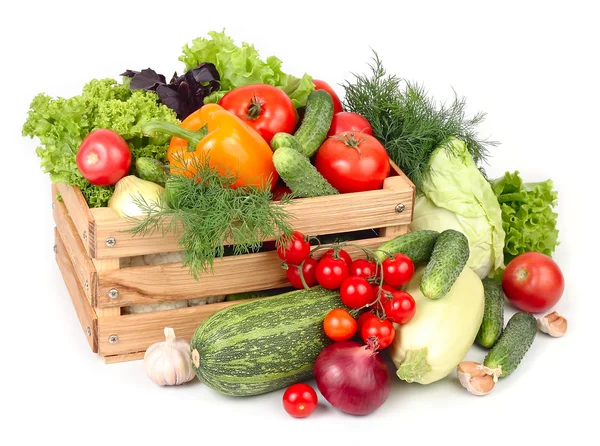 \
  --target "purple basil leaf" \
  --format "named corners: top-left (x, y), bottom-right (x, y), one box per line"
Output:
top-left (128, 68), bottom-right (167, 91)
top-left (156, 85), bottom-right (189, 120)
